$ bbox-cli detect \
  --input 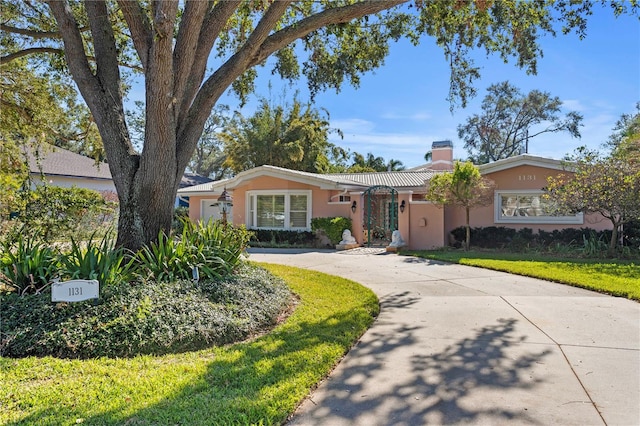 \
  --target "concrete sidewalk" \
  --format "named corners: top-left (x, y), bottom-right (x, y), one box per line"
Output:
top-left (248, 248), bottom-right (640, 426)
